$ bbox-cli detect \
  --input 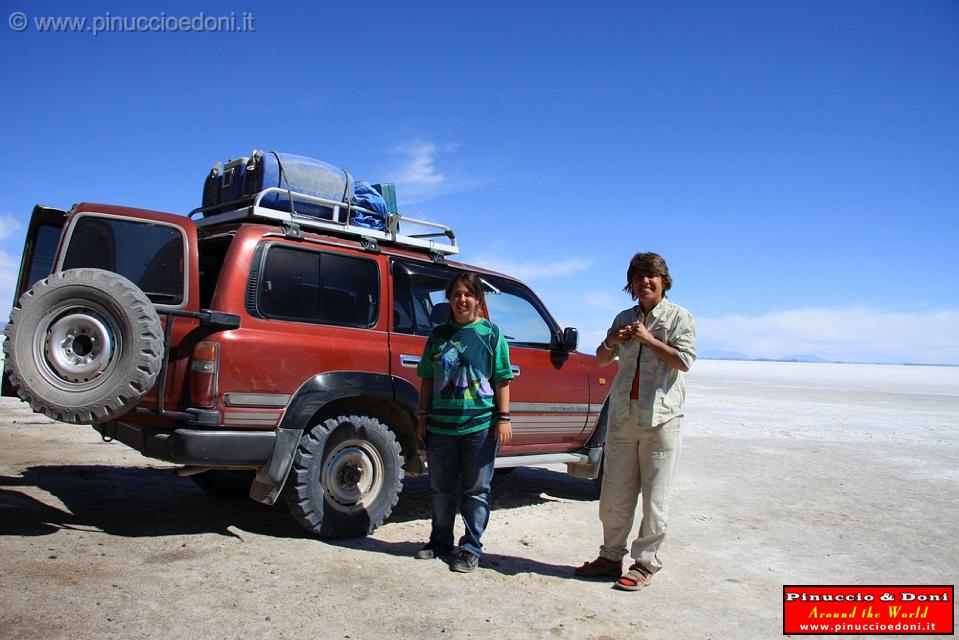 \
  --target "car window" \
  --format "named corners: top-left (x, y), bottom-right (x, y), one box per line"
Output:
top-left (197, 235), bottom-right (234, 309)
top-left (483, 279), bottom-right (555, 348)
top-left (24, 224), bottom-right (62, 291)
top-left (61, 215), bottom-right (186, 306)
top-left (391, 261), bottom-right (458, 336)
top-left (258, 245), bottom-right (378, 327)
